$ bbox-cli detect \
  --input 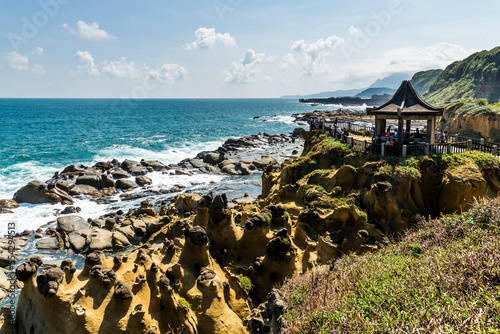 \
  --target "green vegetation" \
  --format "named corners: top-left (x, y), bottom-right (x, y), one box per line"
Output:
top-left (445, 98), bottom-right (500, 116)
top-left (410, 69), bottom-right (443, 95)
top-left (375, 157), bottom-right (421, 181)
top-left (280, 197), bottom-right (500, 333)
top-left (238, 275), bottom-right (253, 293)
top-left (424, 46), bottom-right (500, 105)
top-left (178, 297), bottom-right (190, 310)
